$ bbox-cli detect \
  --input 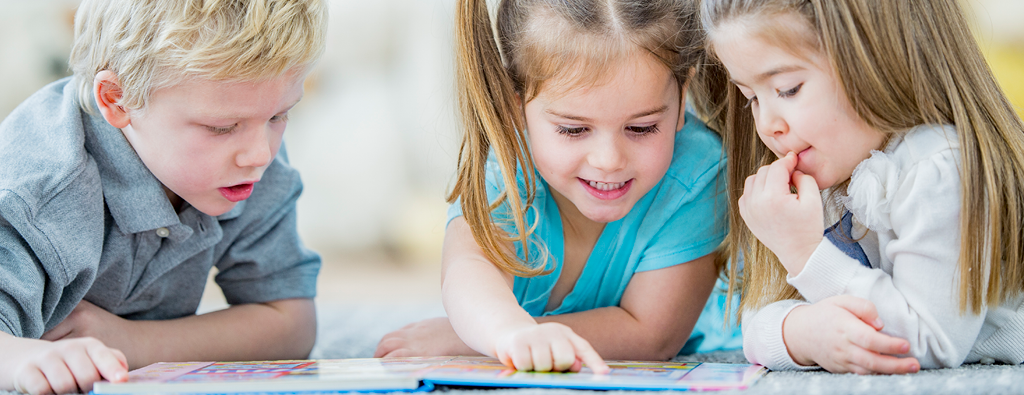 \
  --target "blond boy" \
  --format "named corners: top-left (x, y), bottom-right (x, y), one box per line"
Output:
top-left (0, 1), bottom-right (327, 393)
